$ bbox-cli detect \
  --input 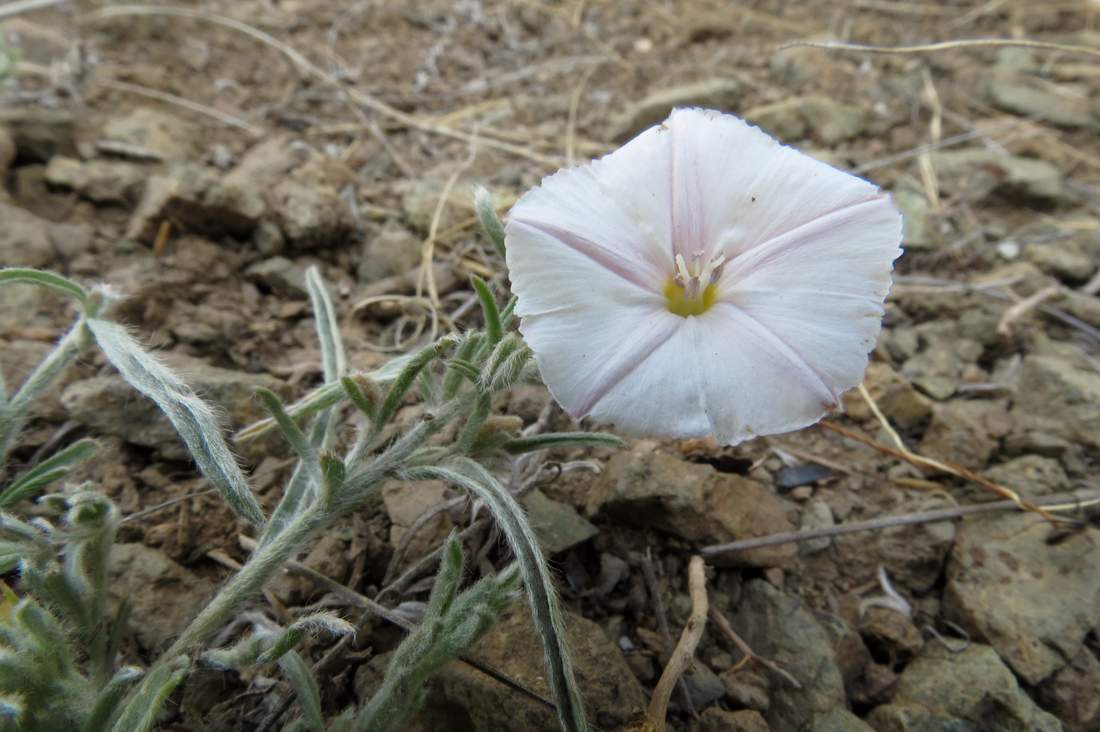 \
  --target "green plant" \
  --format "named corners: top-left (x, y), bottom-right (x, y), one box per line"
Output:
top-left (0, 201), bottom-right (613, 731)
